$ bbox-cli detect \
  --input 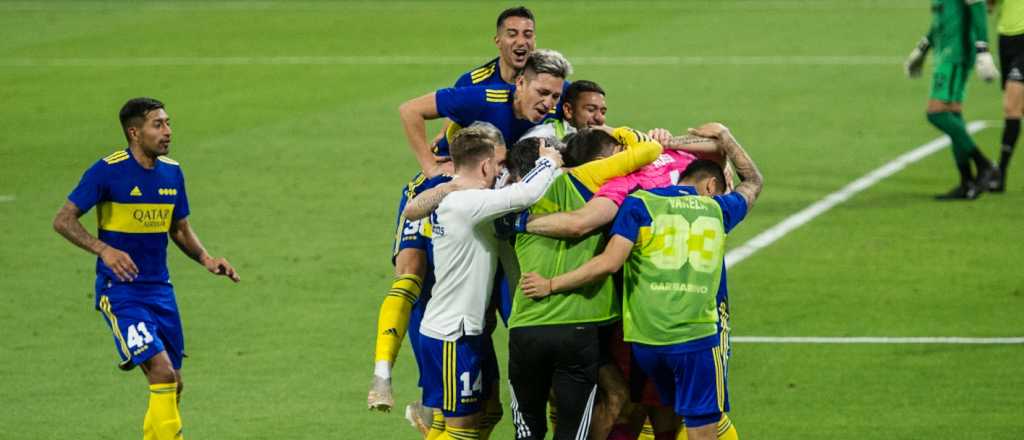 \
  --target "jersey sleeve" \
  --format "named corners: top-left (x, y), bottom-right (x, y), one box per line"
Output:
top-left (435, 86), bottom-right (483, 127)
top-left (173, 167), bottom-right (190, 221)
top-left (713, 192), bottom-right (748, 233)
top-left (609, 196), bottom-right (649, 243)
top-left (454, 72), bottom-right (474, 88)
top-left (571, 127), bottom-right (664, 193)
top-left (966, 0), bottom-right (989, 45)
top-left (458, 157), bottom-right (562, 224)
top-left (67, 160), bottom-right (108, 213)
